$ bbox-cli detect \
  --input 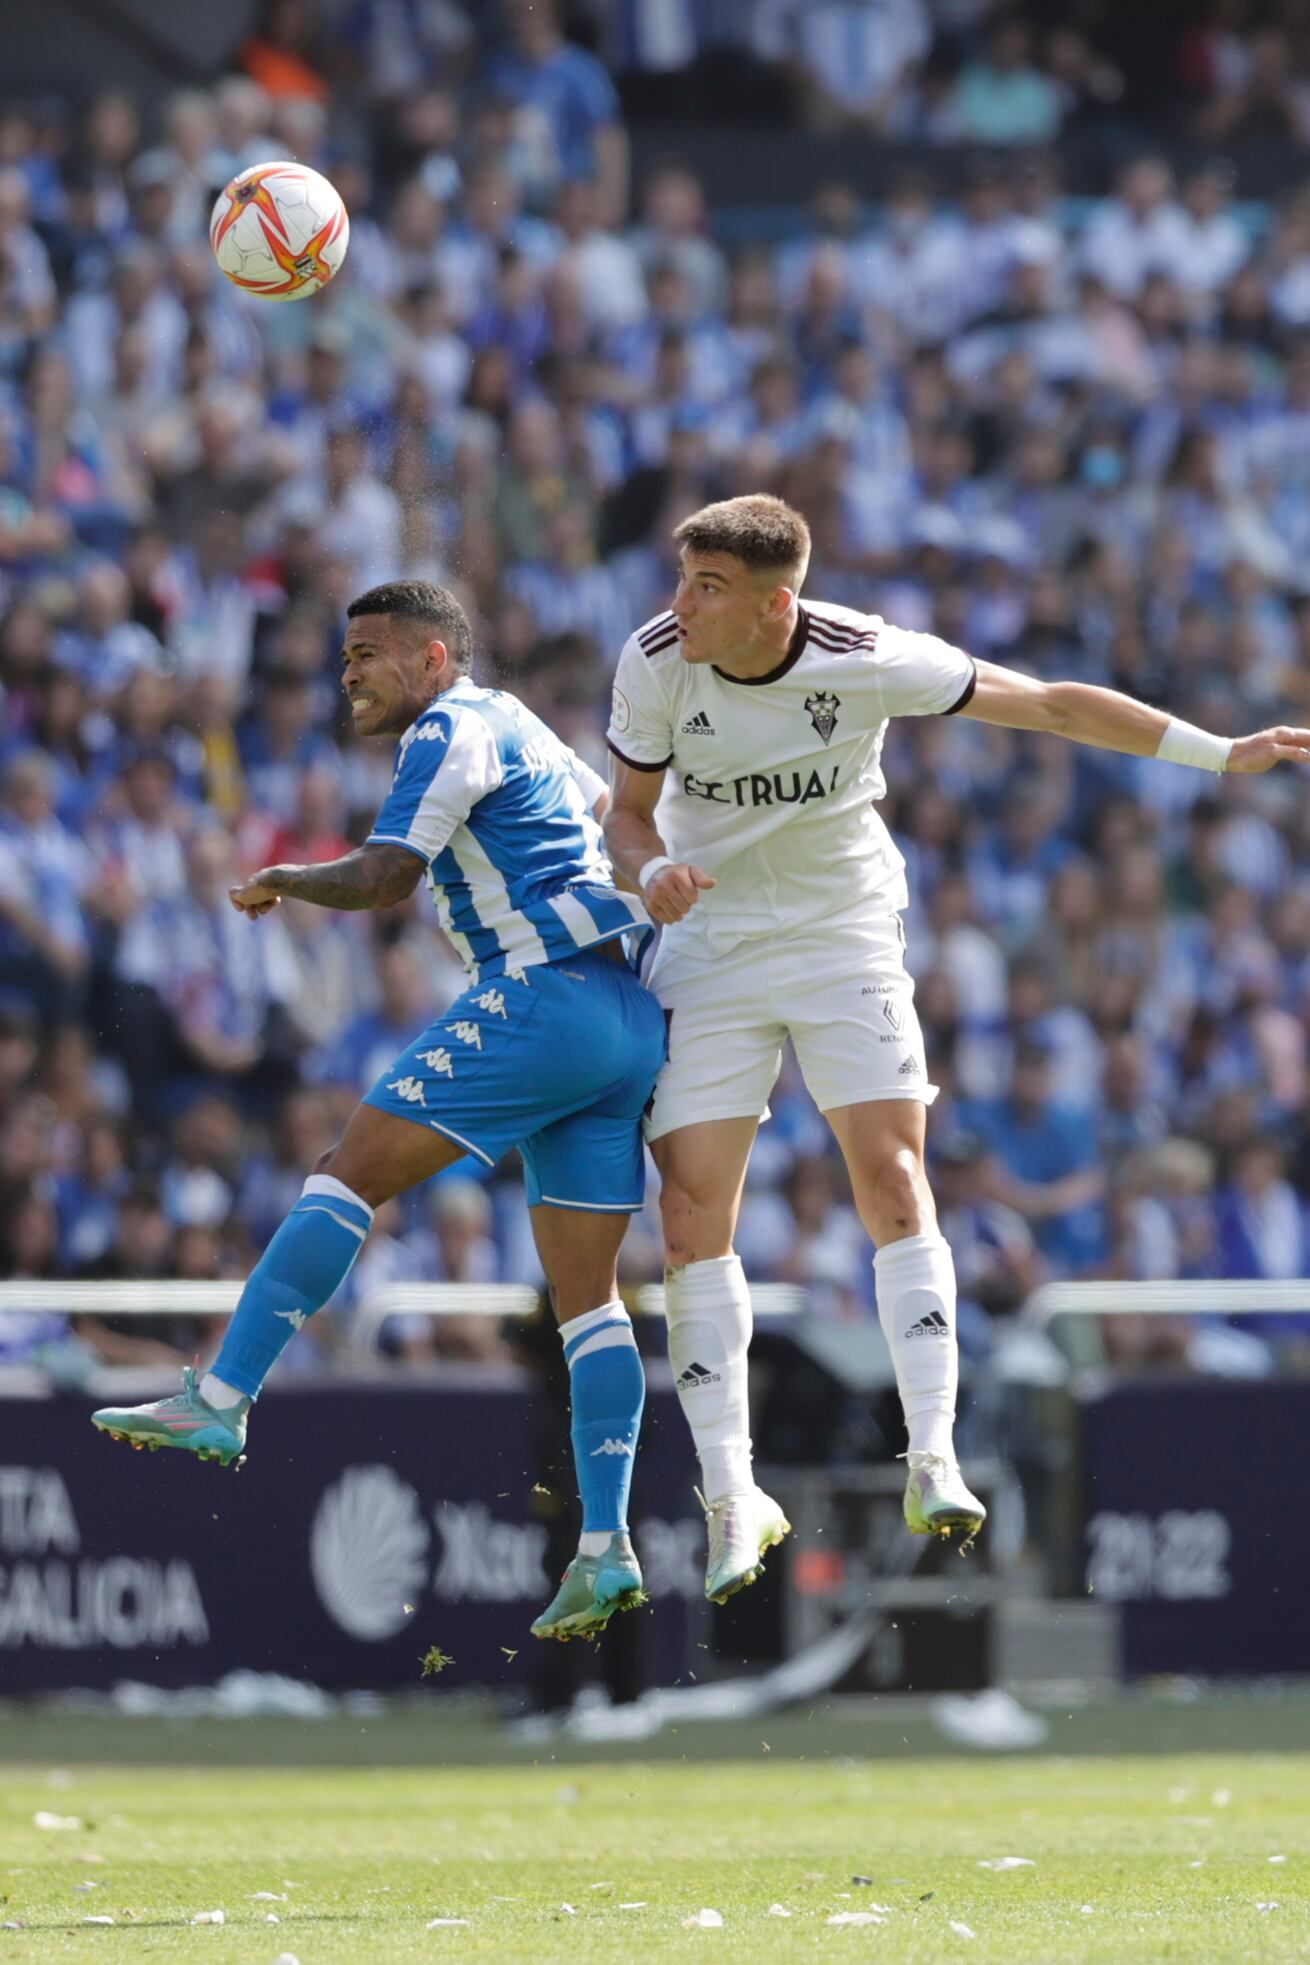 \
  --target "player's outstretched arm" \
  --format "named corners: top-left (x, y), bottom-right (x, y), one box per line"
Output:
top-left (229, 843), bottom-right (426, 917)
top-left (959, 659), bottom-right (1310, 775)
top-left (603, 756), bottom-right (715, 925)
